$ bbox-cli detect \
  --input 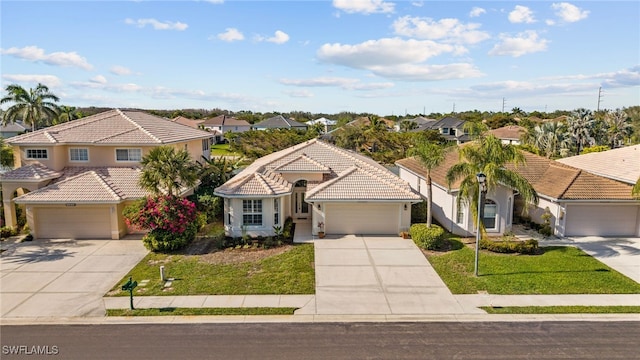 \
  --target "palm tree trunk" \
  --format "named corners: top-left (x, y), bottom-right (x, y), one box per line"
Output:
top-left (426, 174), bottom-right (432, 227)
